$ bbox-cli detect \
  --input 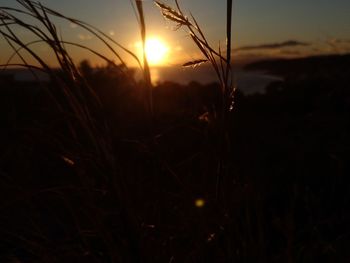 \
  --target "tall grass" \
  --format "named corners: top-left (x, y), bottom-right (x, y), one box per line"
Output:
top-left (0, 0), bottom-right (144, 261)
top-left (154, 0), bottom-right (235, 201)
top-left (134, 0), bottom-right (153, 117)
top-left (0, 0), bottom-right (142, 185)
top-left (1, 0), bottom-right (239, 261)
top-left (1, 1), bottom-right (345, 262)
top-left (0, 0), bottom-right (147, 157)
top-left (155, 0), bottom-right (235, 120)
